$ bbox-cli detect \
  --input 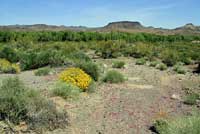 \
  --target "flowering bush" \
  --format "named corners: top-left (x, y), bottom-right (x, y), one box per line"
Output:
top-left (0, 59), bottom-right (20, 74)
top-left (59, 68), bottom-right (92, 90)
